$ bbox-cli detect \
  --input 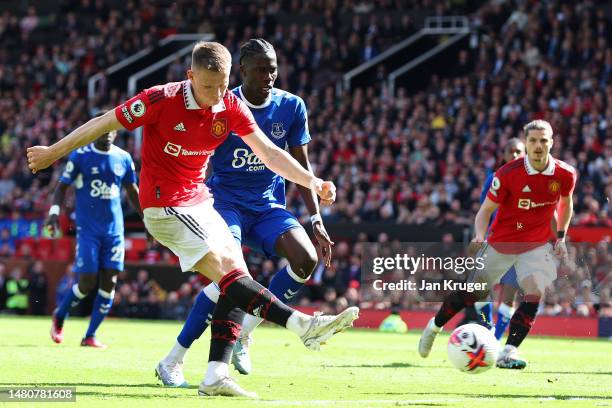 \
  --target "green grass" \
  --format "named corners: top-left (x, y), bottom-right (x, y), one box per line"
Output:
top-left (0, 316), bottom-right (610, 407)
